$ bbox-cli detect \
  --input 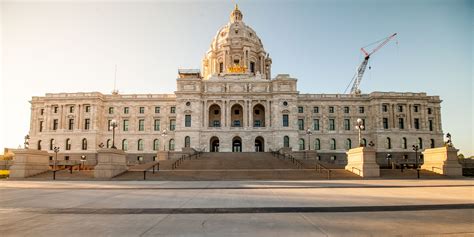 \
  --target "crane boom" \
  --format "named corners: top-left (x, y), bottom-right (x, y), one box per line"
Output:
top-left (347, 33), bottom-right (397, 94)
